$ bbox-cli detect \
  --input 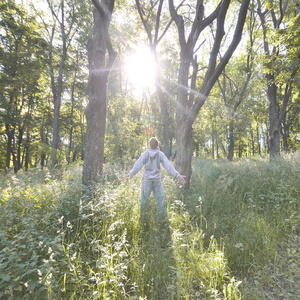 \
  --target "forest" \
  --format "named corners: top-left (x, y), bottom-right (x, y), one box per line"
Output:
top-left (0, 0), bottom-right (299, 299)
